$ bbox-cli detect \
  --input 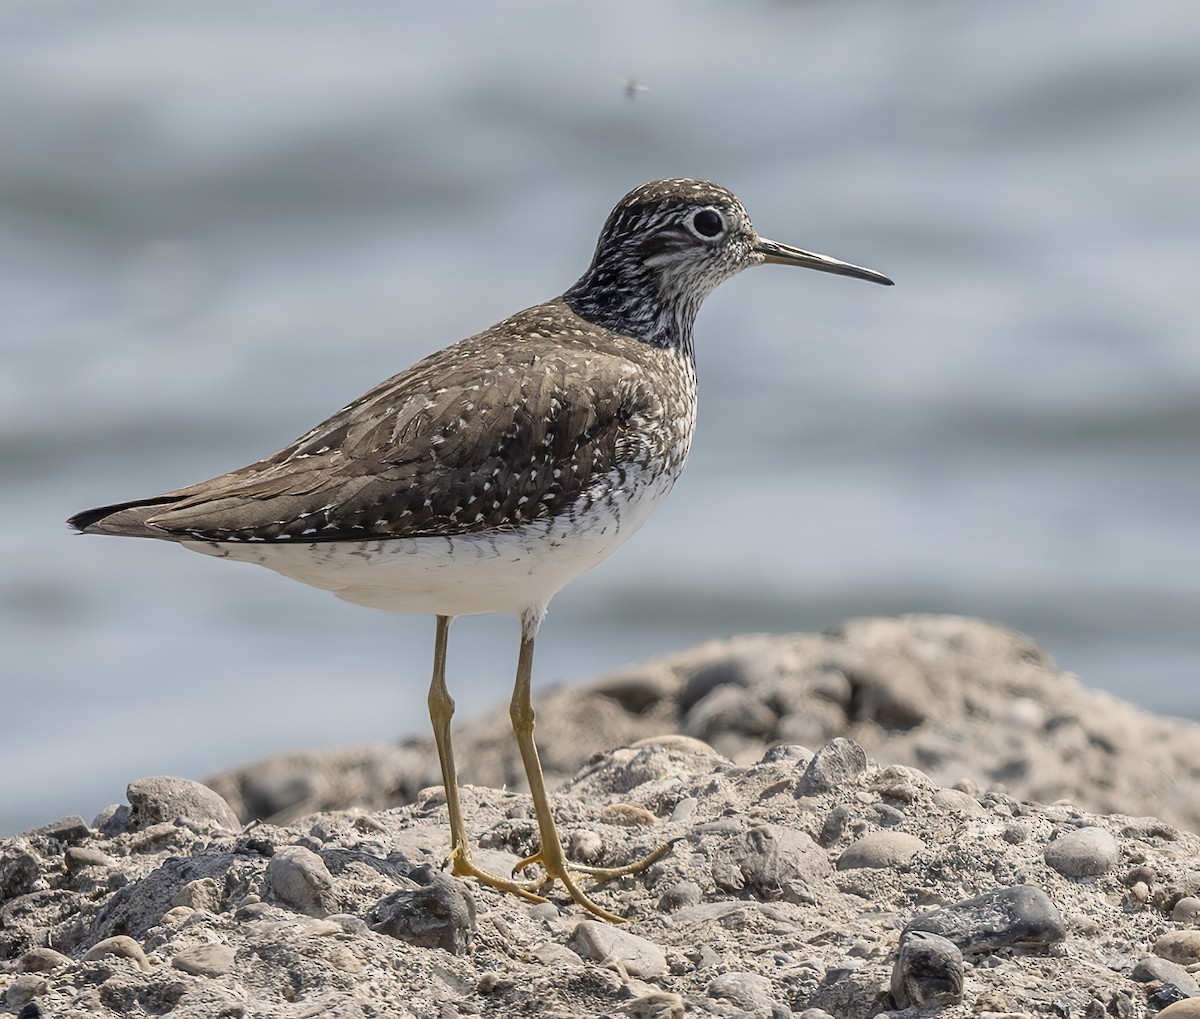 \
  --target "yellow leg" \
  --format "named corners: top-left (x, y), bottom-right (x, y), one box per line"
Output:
top-left (508, 625), bottom-right (672, 923)
top-left (426, 615), bottom-right (546, 904)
